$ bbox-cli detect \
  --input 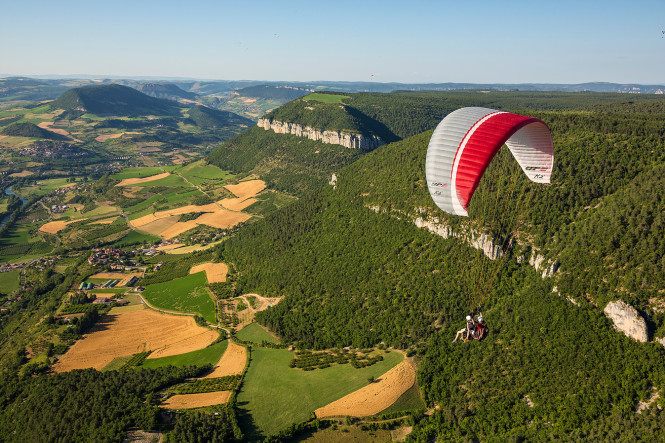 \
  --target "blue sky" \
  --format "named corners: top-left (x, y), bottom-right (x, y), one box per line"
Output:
top-left (1, 0), bottom-right (663, 84)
